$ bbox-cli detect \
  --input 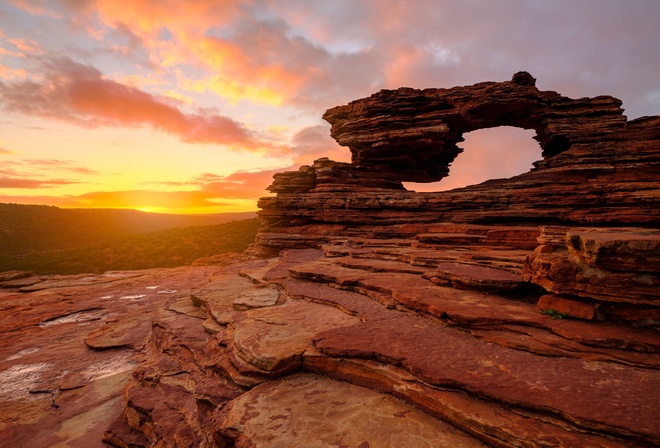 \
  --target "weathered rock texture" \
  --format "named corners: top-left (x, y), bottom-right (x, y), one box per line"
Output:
top-left (2, 74), bottom-right (658, 447)
top-left (0, 265), bottom-right (223, 447)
